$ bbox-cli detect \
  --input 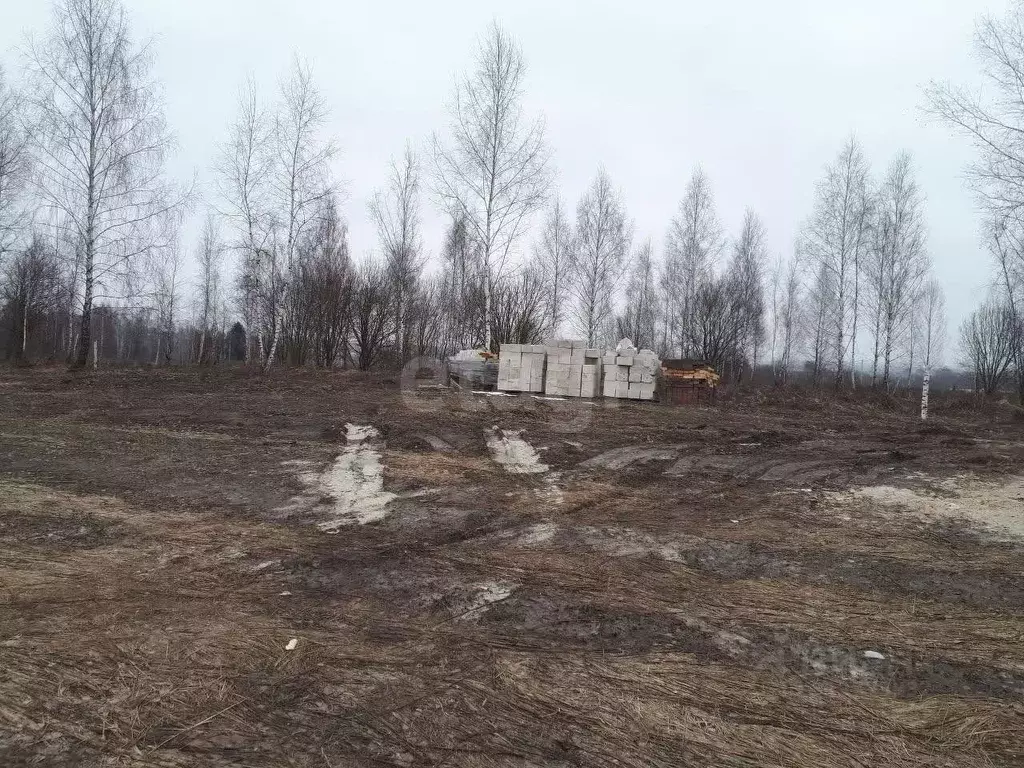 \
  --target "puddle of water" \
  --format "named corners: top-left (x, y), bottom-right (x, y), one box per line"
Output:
top-left (485, 427), bottom-right (549, 474)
